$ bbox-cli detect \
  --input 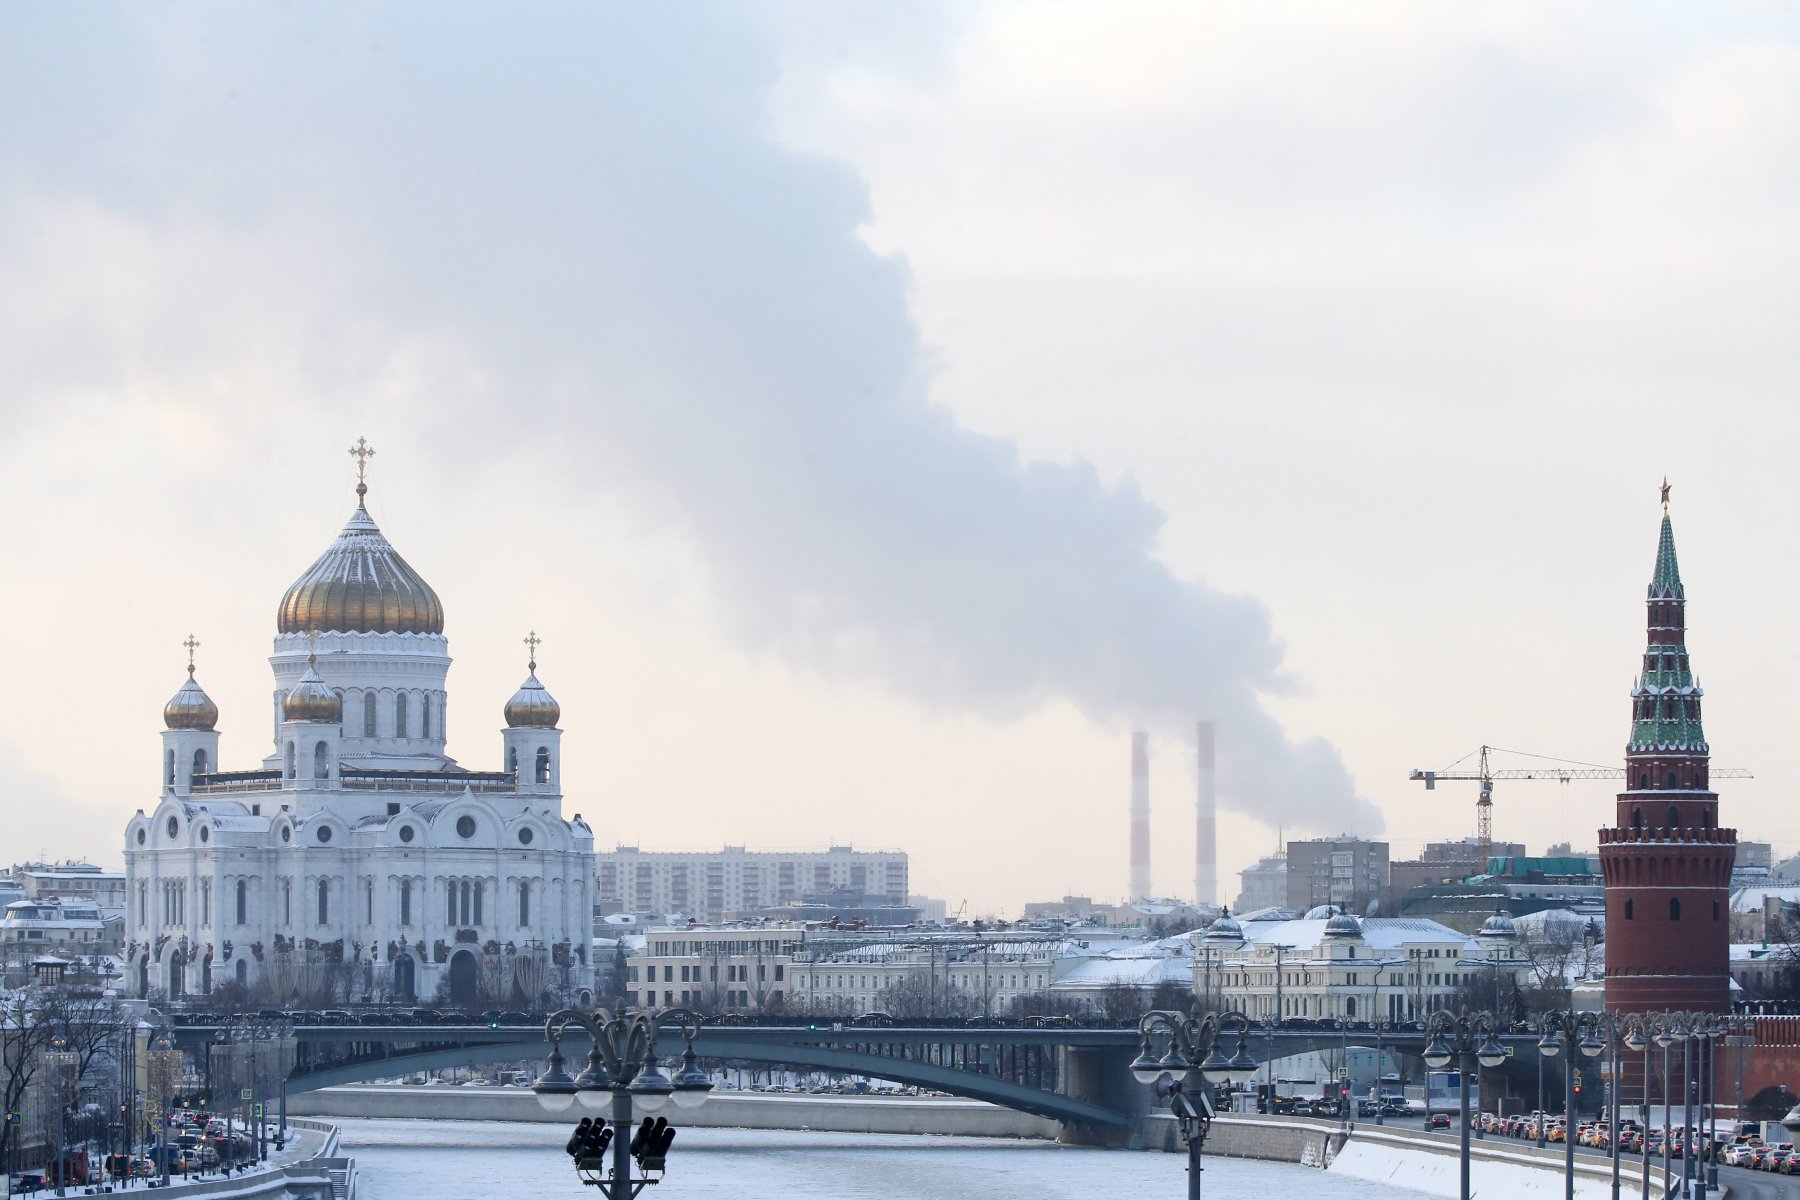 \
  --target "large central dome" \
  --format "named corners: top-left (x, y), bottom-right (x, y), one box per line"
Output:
top-left (277, 492), bottom-right (445, 635)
